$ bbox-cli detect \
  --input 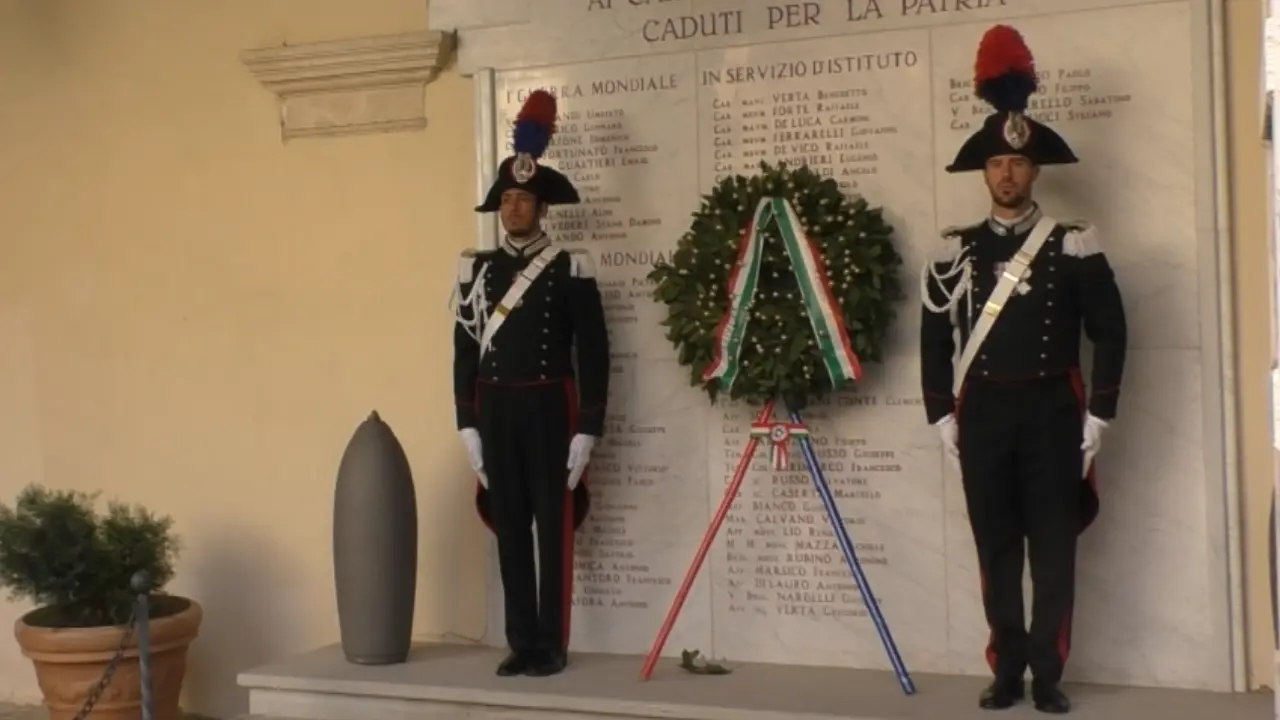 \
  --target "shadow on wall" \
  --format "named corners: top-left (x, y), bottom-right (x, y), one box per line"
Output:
top-left (180, 527), bottom-right (305, 719)
top-left (2, 0), bottom-right (79, 57)
top-left (7, 0), bottom-right (57, 28)
top-left (404, 410), bottom-right (492, 647)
